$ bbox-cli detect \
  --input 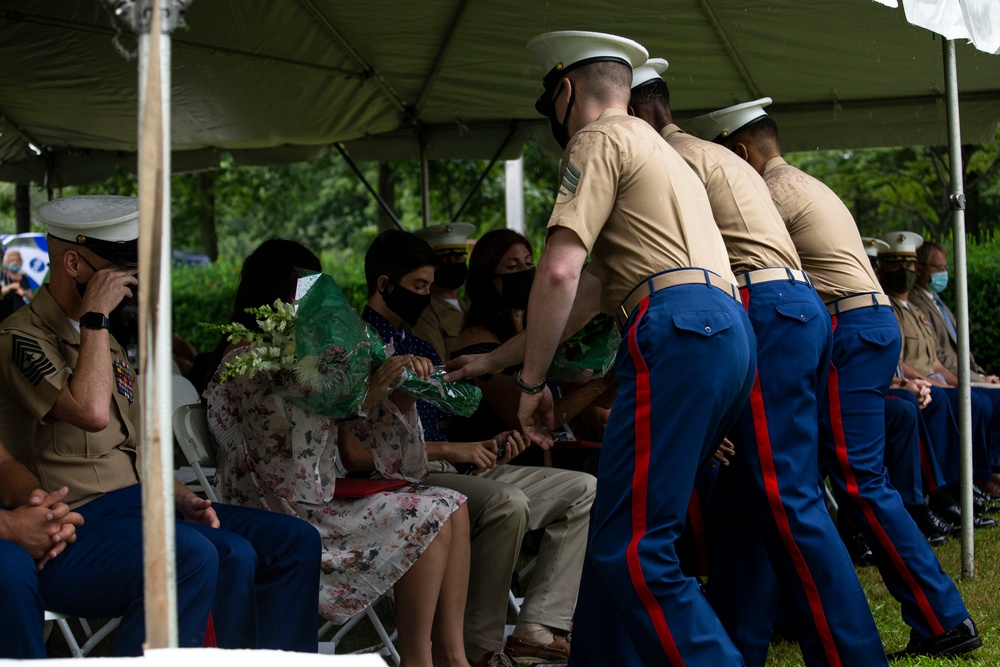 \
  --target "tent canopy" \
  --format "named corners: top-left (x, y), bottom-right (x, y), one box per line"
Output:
top-left (1, 0), bottom-right (998, 186)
